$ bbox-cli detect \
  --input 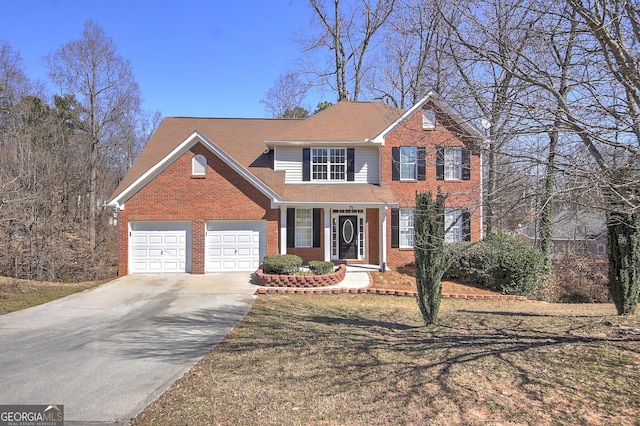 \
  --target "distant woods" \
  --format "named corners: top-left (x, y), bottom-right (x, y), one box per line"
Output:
top-left (0, 22), bottom-right (158, 281)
